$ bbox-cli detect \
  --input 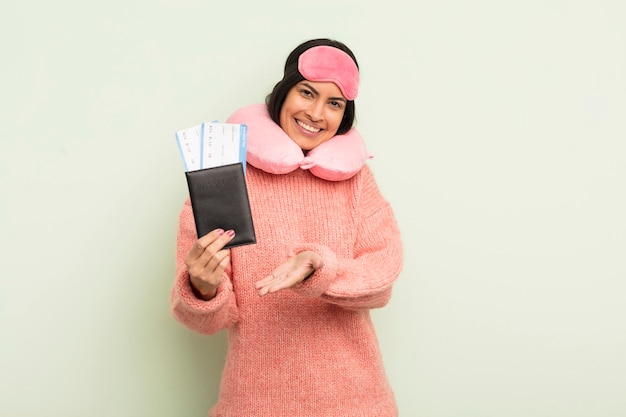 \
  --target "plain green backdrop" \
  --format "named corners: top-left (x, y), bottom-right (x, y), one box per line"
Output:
top-left (1, 0), bottom-right (625, 416)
